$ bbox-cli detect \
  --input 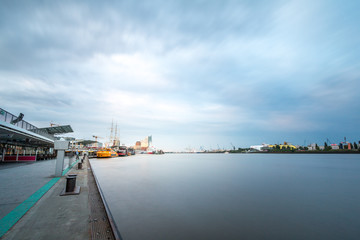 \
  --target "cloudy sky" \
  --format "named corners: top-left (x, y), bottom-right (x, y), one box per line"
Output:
top-left (1, 0), bottom-right (360, 151)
